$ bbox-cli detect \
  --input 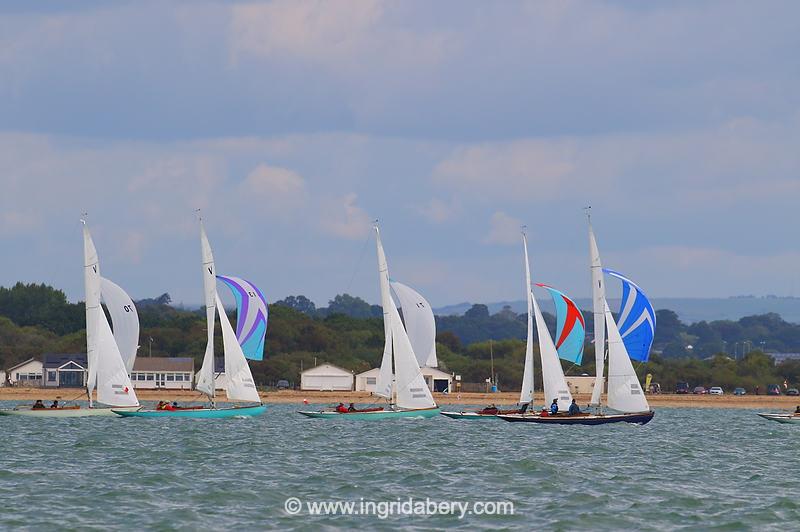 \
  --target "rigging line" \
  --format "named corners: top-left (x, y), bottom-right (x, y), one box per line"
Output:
top-left (344, 228), bottom-right (373, 294)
